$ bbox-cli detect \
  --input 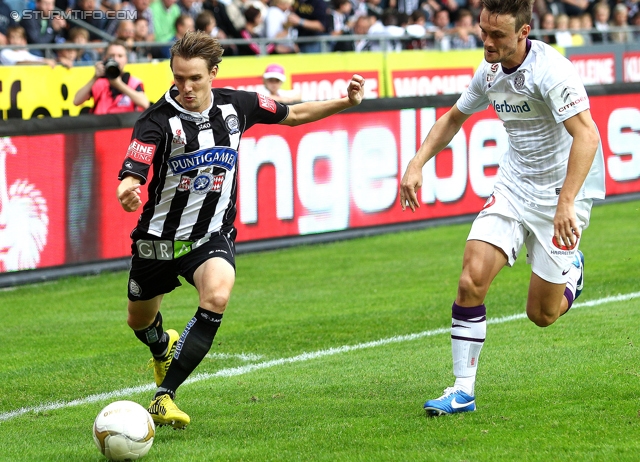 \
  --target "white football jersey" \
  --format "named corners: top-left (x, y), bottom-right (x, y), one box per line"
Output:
top-left (457, 40), bottom-right (606, 205)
